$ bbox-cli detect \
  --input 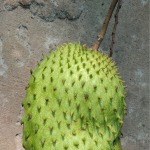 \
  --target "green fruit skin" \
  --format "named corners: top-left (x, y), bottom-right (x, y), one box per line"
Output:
top-left (22, 43), bottom-right (126, 150)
